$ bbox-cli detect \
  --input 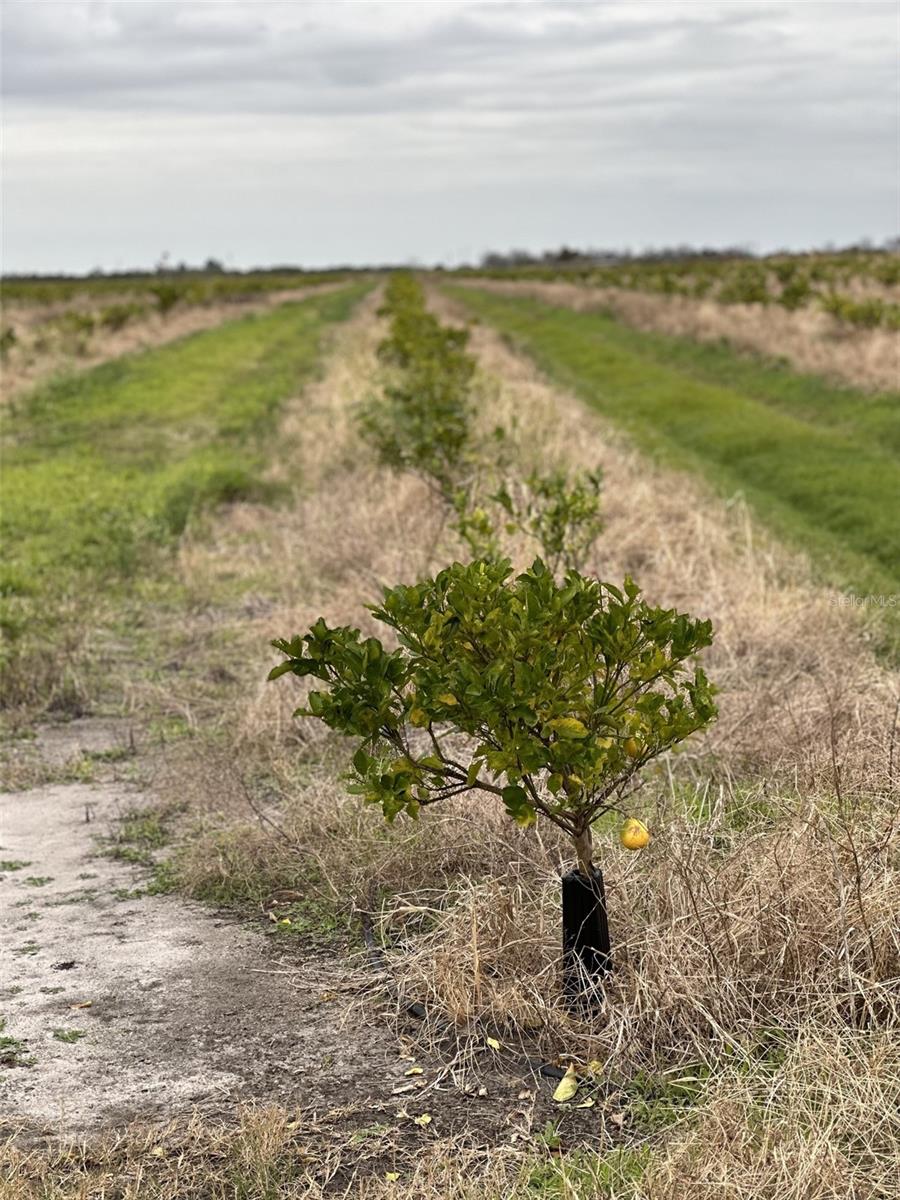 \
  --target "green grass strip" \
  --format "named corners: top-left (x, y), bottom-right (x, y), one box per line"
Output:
top-left (446, 286), bottom-right (900, 639)
top-left (1, 284), bottom-right (368, 613)
top-left (577, 315), bottom-right (900, 457)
